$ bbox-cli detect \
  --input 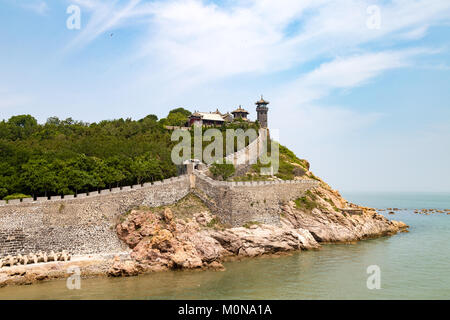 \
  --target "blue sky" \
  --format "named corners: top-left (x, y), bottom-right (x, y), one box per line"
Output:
top-left (1, 0), bottom-right (449, 192)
